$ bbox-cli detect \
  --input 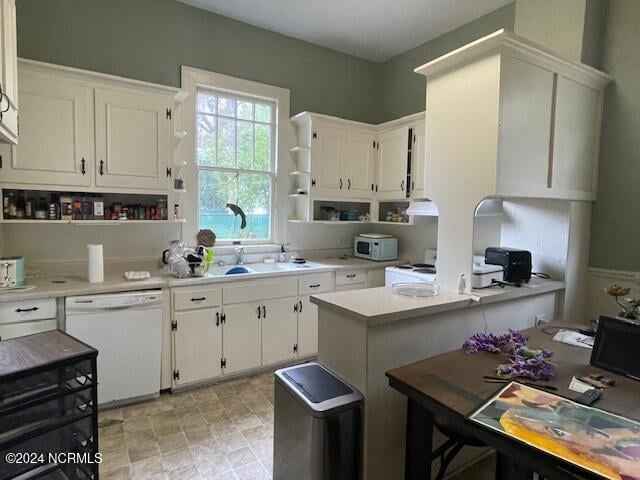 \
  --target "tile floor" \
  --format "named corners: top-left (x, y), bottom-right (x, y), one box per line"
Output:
top-left (98, 372), bottom-right (275, 480)
top-left (98, 370), bottom-right (495, 480)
